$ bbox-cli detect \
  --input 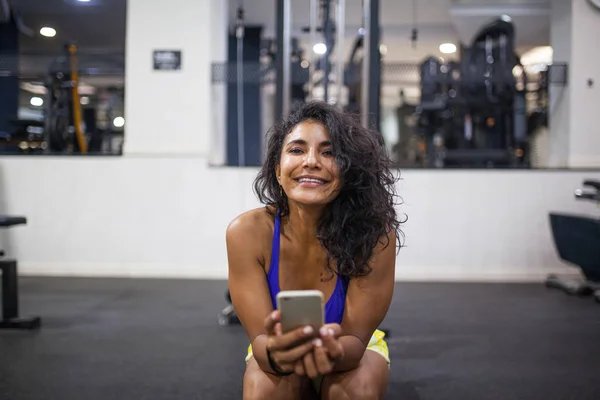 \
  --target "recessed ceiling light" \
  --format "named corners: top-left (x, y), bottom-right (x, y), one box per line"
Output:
top-left (313, 43), bottom-right (327, 55)
top-left (78, 0), bottom-right (91, 2)
top-left (439, 43), bottom-right (457, 54)
top-left (30, 97), bottom-right (44, 107)
top-left (113, 117), bottom-right (125, 128)
top-left (40, 27), bottom-right (56, 38)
